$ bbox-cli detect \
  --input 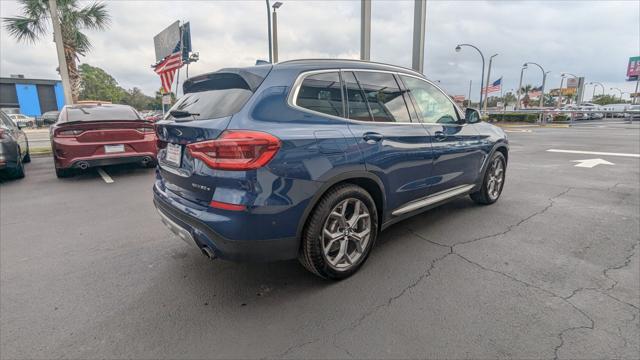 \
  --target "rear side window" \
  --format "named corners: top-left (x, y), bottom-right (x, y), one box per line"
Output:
top-left (353, 71), bottom-right (411, 122)
top-left (62, 105), bottom-right (140, 122)
top-left (167, 73), bottom-right (254, 121)
top-left (343, 71), bottom-right (372, 121)
top-left (295, 72), bottom-right (344, 117)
